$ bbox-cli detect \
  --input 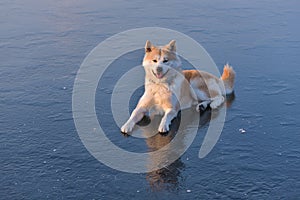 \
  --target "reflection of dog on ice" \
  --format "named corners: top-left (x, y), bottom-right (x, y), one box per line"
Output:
top-left (142, 108), bottom-right (217, 191)
top-left (121, 40), bottom-right (235, 134)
